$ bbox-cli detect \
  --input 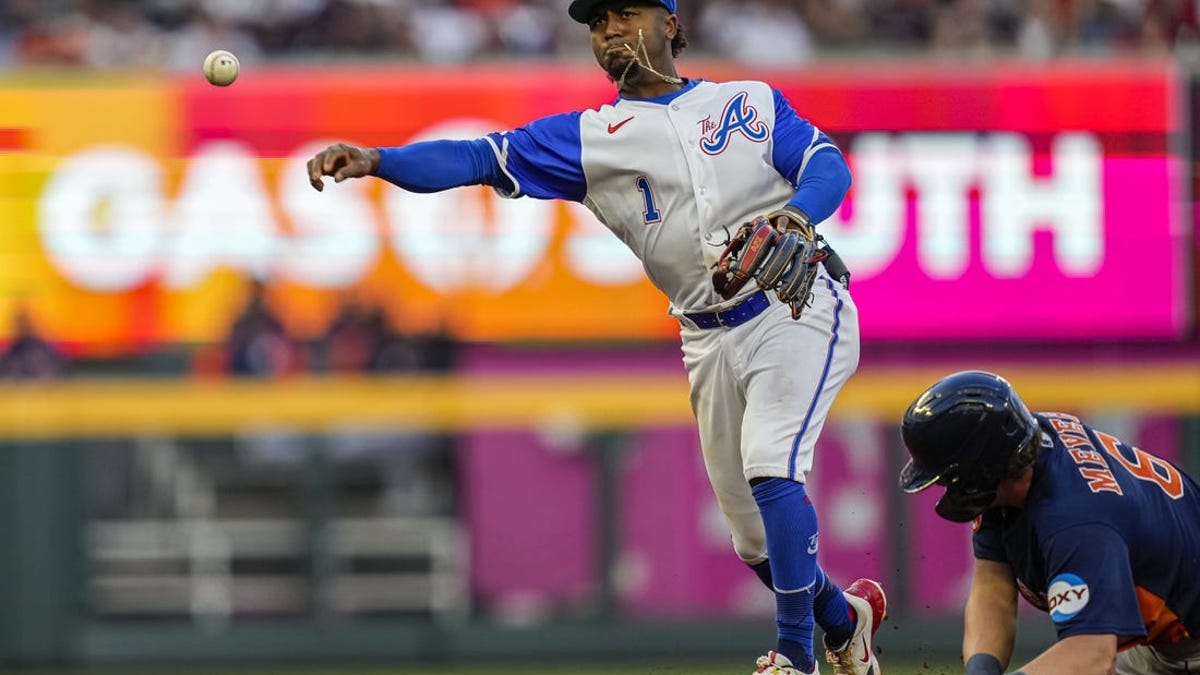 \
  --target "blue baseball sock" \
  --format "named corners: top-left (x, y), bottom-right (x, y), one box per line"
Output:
top-left (752, 478), bottom-right (819, 673)
top-left (812, 566), bottom-right (855, 648)
top-left (749, 560), bottom-right (857, 649)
